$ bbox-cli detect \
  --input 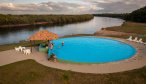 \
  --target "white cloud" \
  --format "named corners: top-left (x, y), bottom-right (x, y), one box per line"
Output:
top-left (0, 3), bottom-right (15, 9)
top-left (91, 5), bottom-right (103, 10)
top-left (7, 3), bottom-right (15, 8)
top-left (0, 0), bottom-right (146, 14)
